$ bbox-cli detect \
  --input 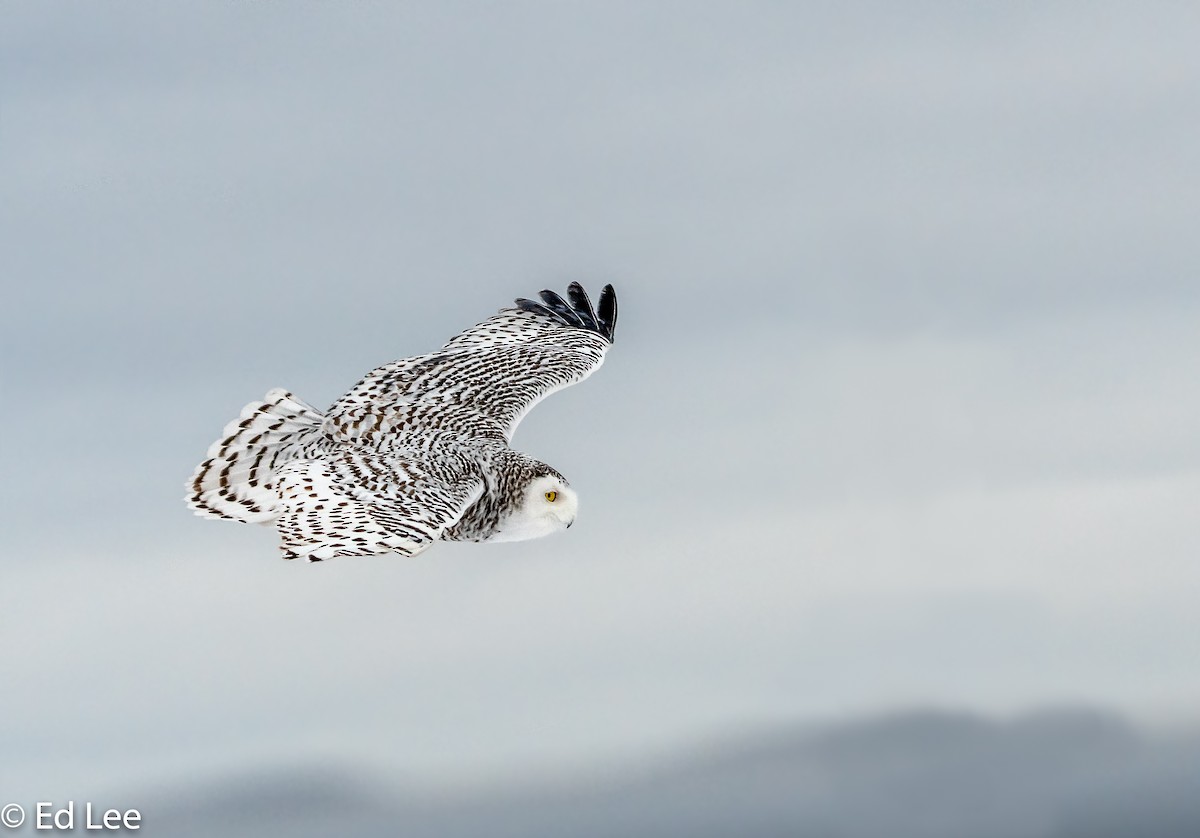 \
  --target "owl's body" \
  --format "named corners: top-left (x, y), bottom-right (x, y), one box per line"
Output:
top-left (186, 284), bottom-right (616, 561)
